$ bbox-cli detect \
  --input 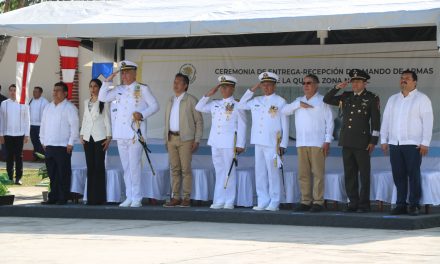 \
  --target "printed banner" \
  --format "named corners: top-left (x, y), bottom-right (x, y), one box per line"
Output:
top-left (126, 41), bottom-right (440, 140)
